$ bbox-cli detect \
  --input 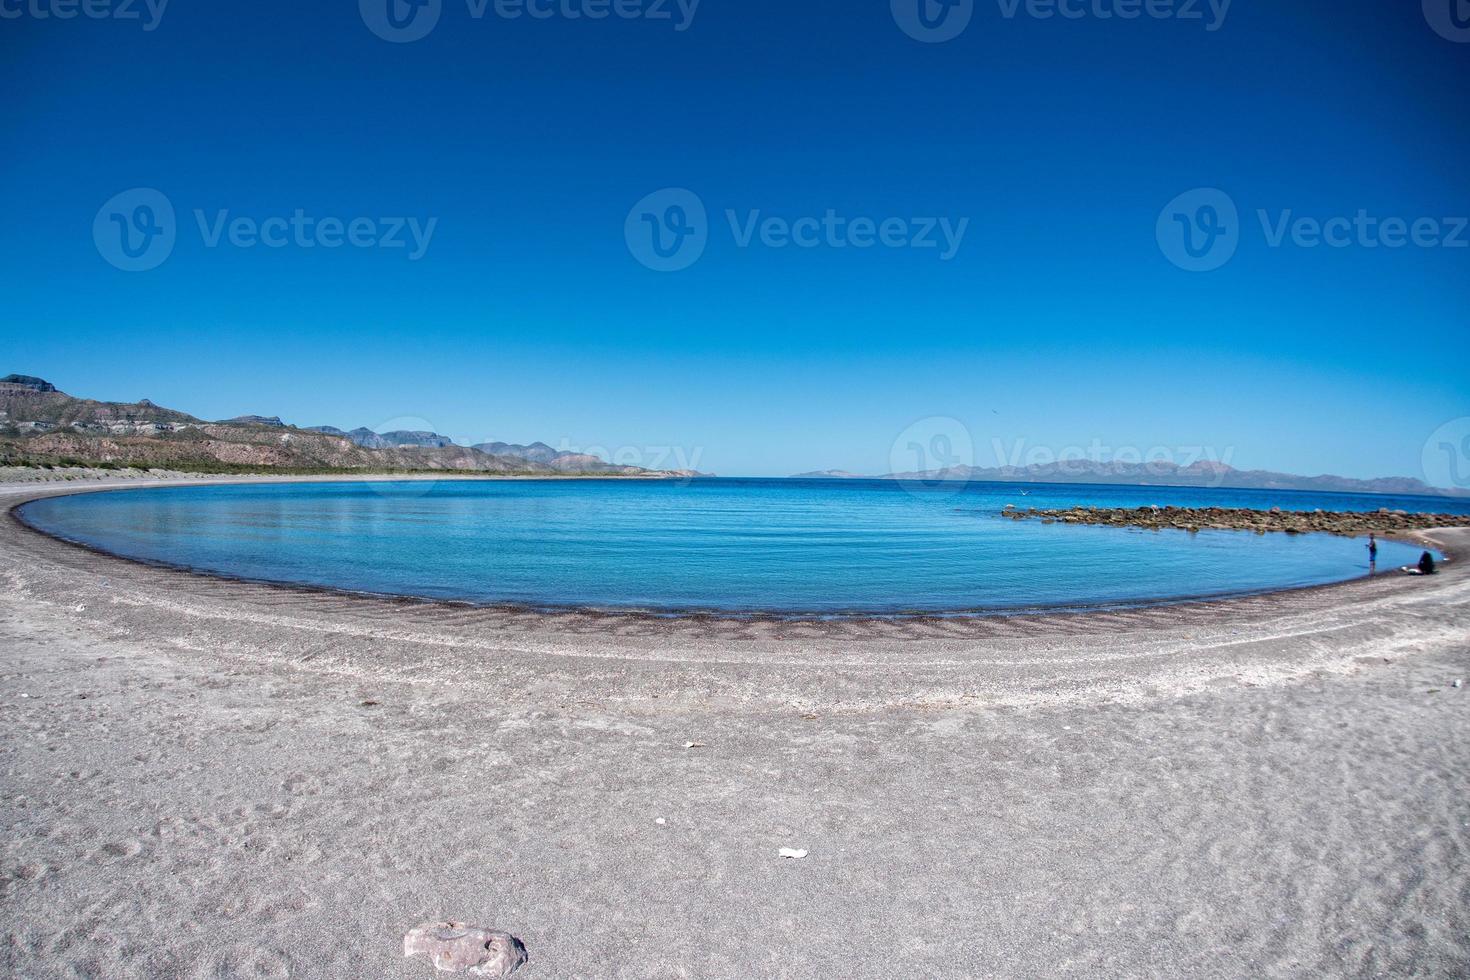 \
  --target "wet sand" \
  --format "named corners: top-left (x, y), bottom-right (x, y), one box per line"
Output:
top-left (2, 477), bottom-right (1468, 978)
